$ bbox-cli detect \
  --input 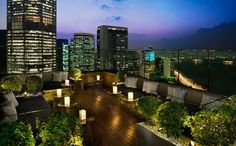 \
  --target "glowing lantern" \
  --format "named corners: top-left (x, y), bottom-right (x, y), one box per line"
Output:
top-left (64, 96), bottom-right (70, 107)
top-left (57, 89), bottom-right (62, 97)
top-left (96, 75), bottom-right (100, 81)
top-left (113, 86), bottom-right (118, 94)
top-left (128, 92), bottom-right (134, 101)
top-left (65, 80), bottom-right (70, 86)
